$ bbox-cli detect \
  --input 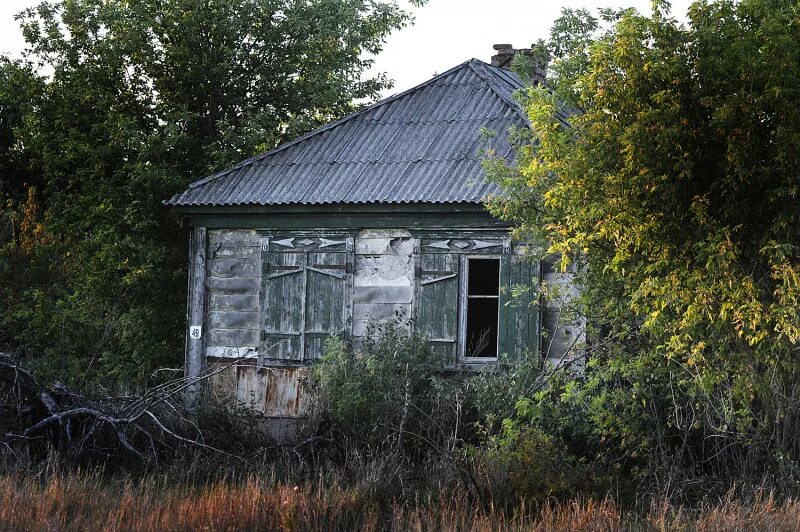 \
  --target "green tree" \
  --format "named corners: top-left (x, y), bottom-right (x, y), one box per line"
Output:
top-left (0, 58), bottom-right (41, 201)
top-left (0, 0), bottom-right (422, 384)
top-left (487, 0), bottom-right (800, 493)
